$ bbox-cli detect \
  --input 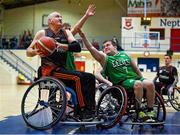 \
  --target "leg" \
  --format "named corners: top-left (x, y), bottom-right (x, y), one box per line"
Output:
top-left (52, 68), bottom-right (96, 114)
top-left (133, 80), bottom-right (143, 106)
top-left (53, 68), bottom-right (85, 108)
top-left (122, 79), bottom-right (146, 119)
top-left (133, 81), bottom-right (147, 119)
top-left (142, 79), bottom-right (155, 109)
top-left (80, 71), bottom-right (96, 111)
top-left (122, 79), bottom-right (143, 107)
